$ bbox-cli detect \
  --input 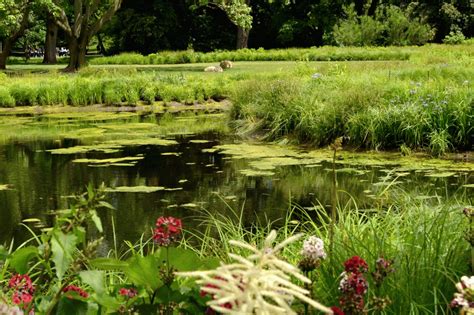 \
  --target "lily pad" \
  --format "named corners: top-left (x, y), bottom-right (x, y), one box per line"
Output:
top-left (105, 186), bottom-right (165, 193)
top-left (462, 184), bottom-right (474, 188)
top-left (240, 169), bottom-right (275, 177)
top-left (72, 156), bottom-right (144, 164)
top-left (425, 172), bottom-right (456, 178)
top-left (48, 144), bottom-right (122, 155)
top-left (161, 152), bottom-right (181, 156)
top-left (0, 184), bottom-right (10, 191)
top-left (181, 203), bottom-right (198, 208)
top-left (22, 218), bottom-right (41, 223)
